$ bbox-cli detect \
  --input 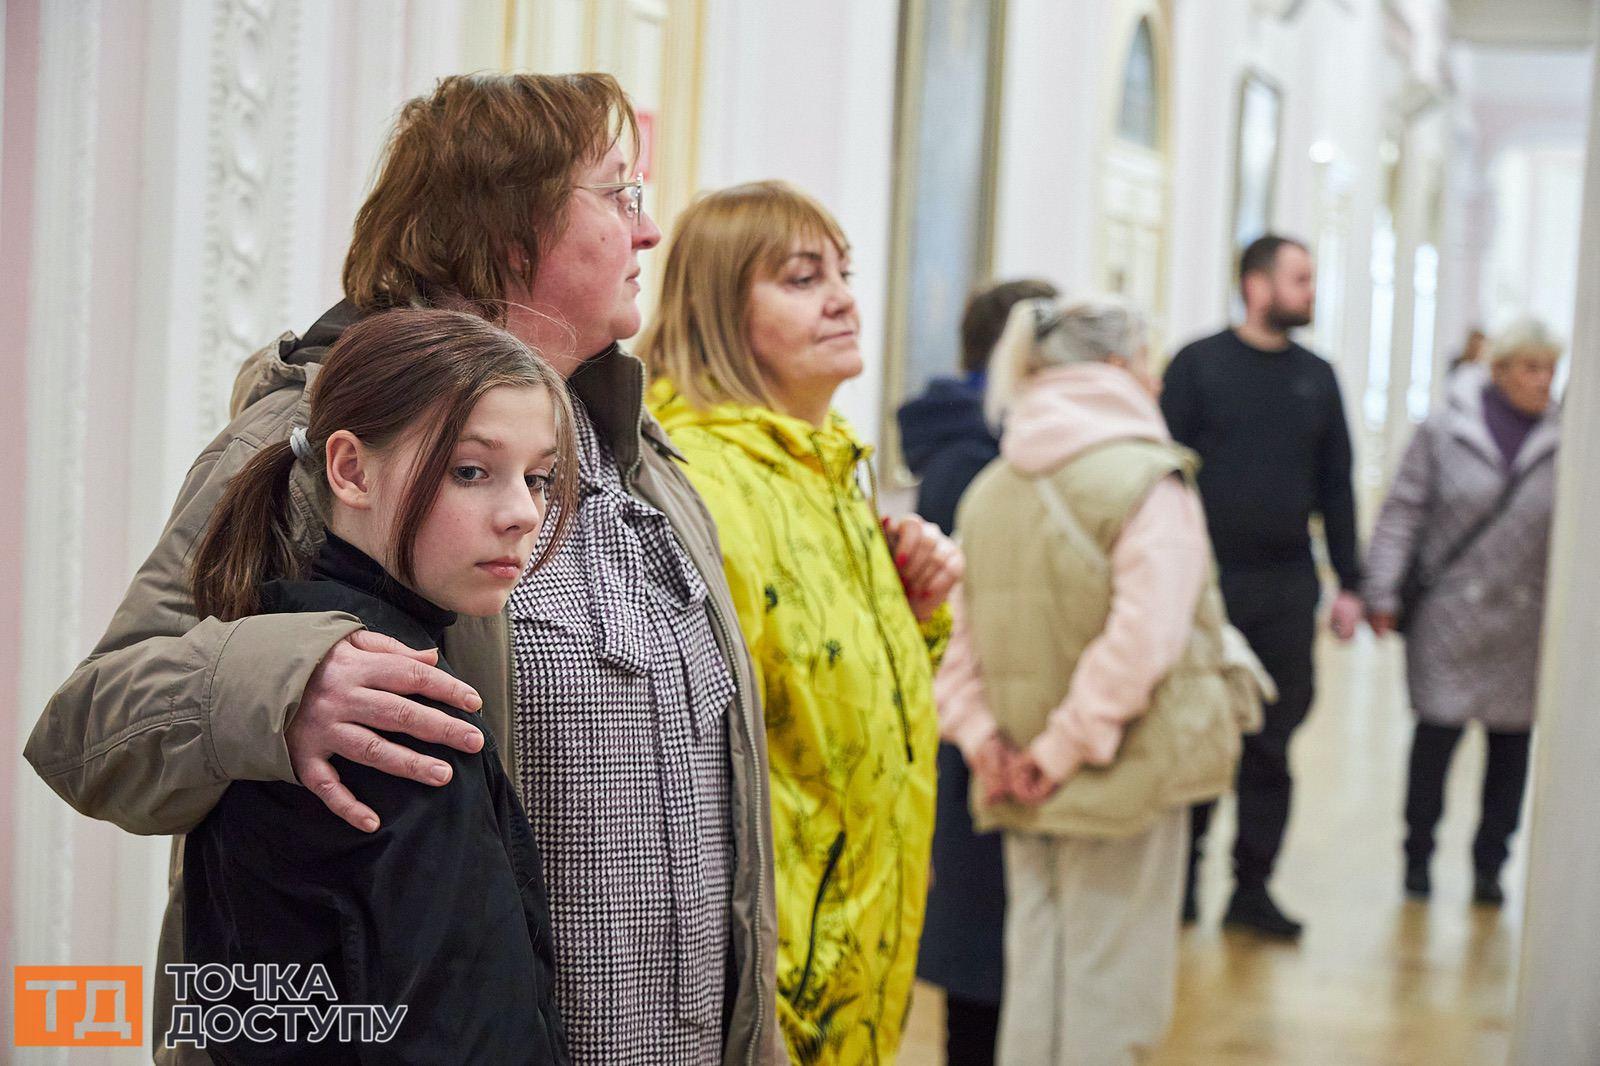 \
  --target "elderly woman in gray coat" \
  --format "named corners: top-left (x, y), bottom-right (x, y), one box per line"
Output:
top-left (1364, 318), bottom-right (1562, 906)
